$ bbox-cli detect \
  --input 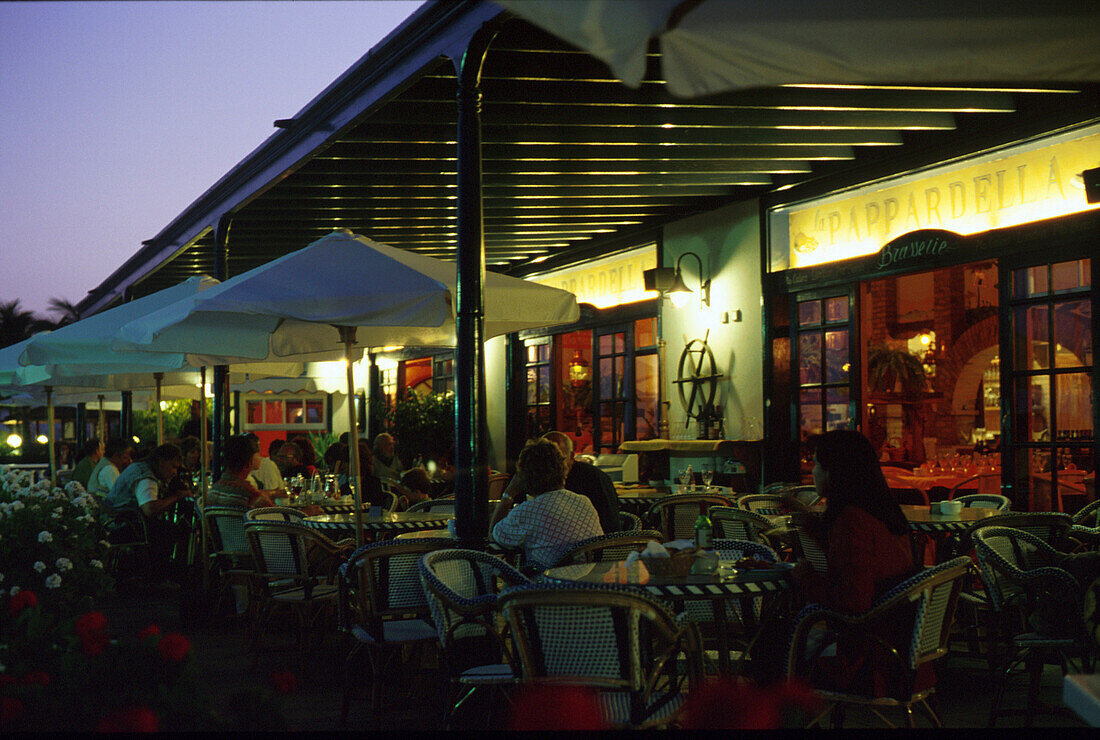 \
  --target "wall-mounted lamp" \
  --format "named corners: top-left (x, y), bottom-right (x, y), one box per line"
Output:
top-left (642, 251), bottom-right (710, 309)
